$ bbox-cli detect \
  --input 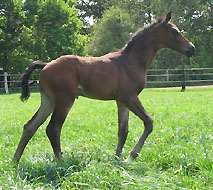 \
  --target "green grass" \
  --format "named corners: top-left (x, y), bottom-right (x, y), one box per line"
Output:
top-left (0, 87), bottom-right (212, 189)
